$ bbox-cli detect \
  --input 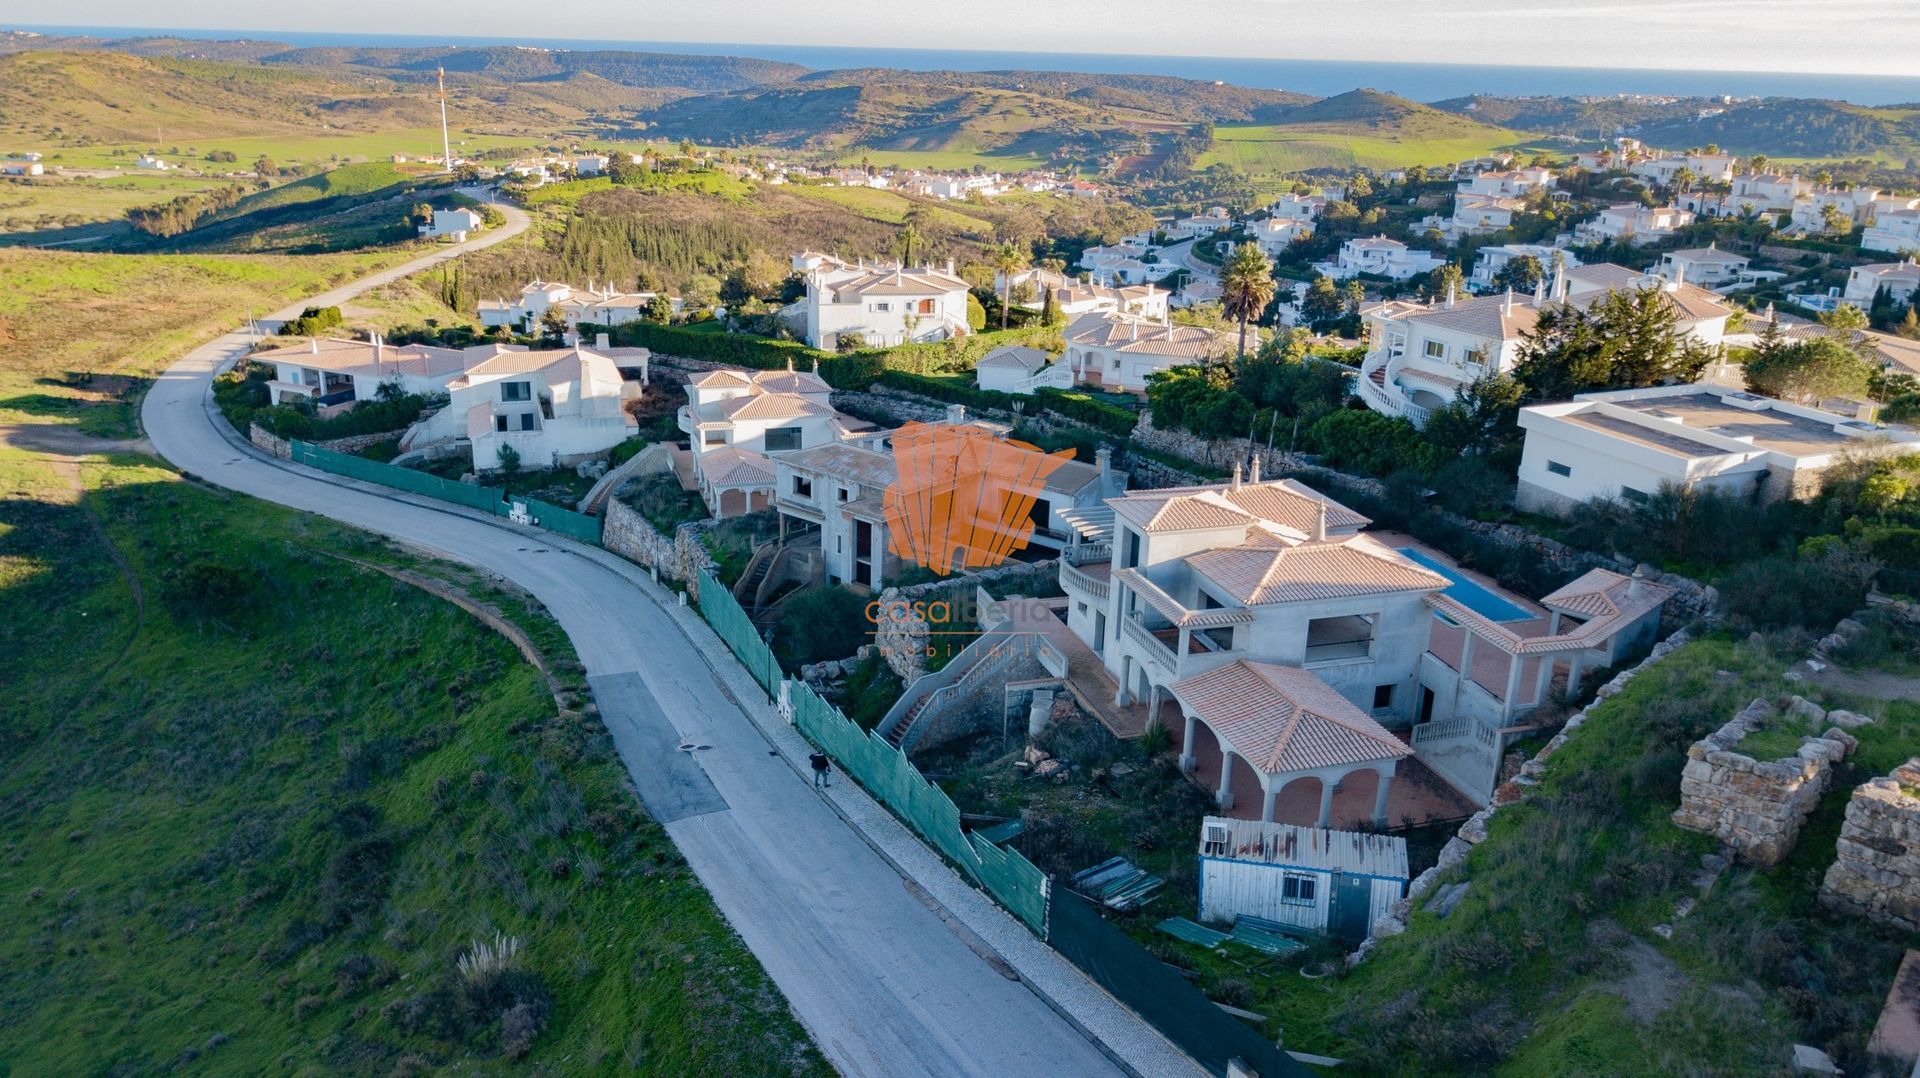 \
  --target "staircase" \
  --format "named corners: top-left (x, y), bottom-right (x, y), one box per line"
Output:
top-left (737, 550), bottom-right (775, 607)
top-left (1367, 365), bottom-right (1389, 390)
top-left (885, 695), bottom-right (933, 748)
top-left (877, 632), bottom-right (1041, 753)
